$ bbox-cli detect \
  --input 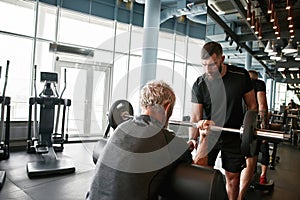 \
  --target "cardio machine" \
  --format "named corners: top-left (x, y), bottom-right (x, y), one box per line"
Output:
top-left (0, 61), bottom-right (11, 189)
top-left (26, 66), bottom-right (75, 178)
